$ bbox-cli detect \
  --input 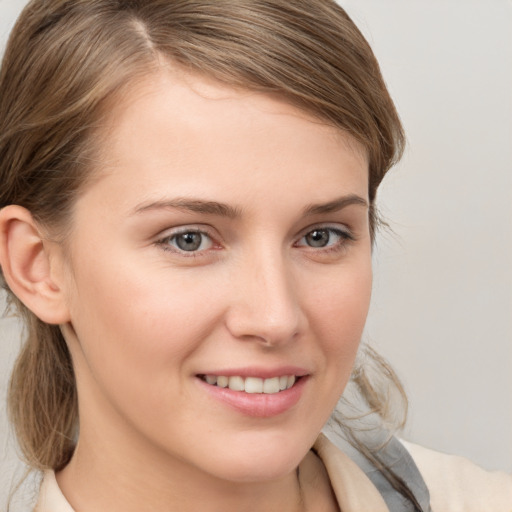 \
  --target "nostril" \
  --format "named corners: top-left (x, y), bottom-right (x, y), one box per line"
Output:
top-left (224, 305), bottom-right (302, 346)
